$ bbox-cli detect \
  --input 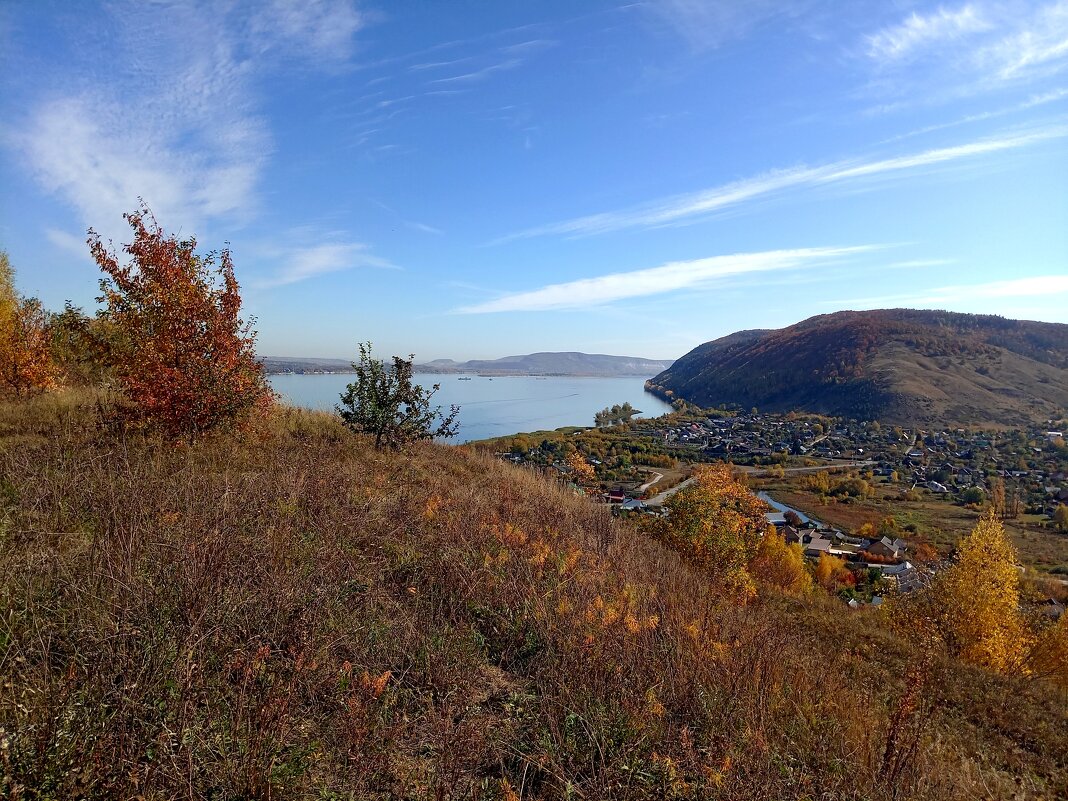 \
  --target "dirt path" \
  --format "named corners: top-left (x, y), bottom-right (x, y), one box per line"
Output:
top-left (646, 477), bottom-right (696, 507)
top-left (637, 471), bottom-right (664, 493)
